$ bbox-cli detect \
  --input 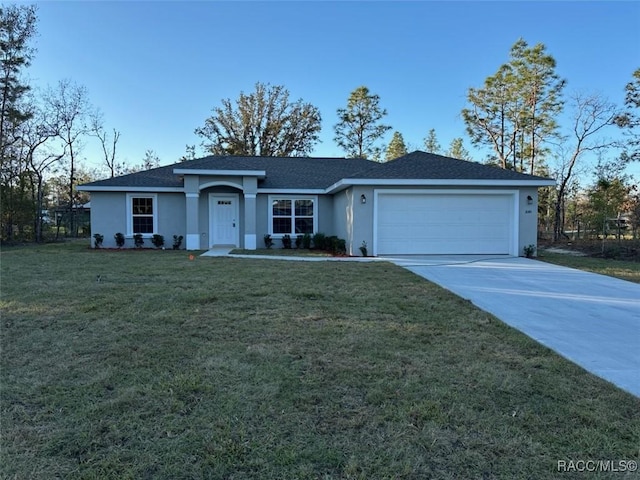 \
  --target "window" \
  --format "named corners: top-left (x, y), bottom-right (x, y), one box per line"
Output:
top-left (270, 197), bottom-right (316, 235)
top-left (127, 194), bottom-right (157, 235)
